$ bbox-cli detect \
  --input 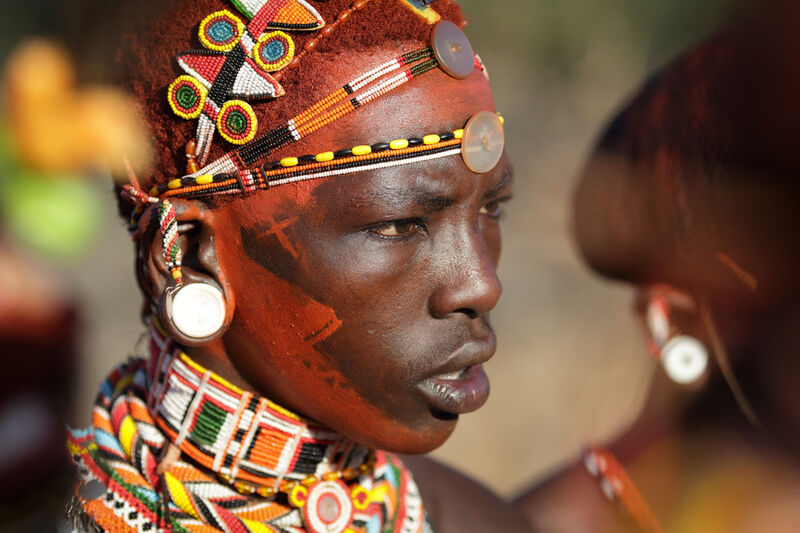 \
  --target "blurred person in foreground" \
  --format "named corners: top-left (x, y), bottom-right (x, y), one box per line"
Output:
top-left (0, 40), bottom-right (146, 531)
top-left (64, 1), bottom-right (532, 532)
top-left (516, 4), bottom-right (800, 533)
